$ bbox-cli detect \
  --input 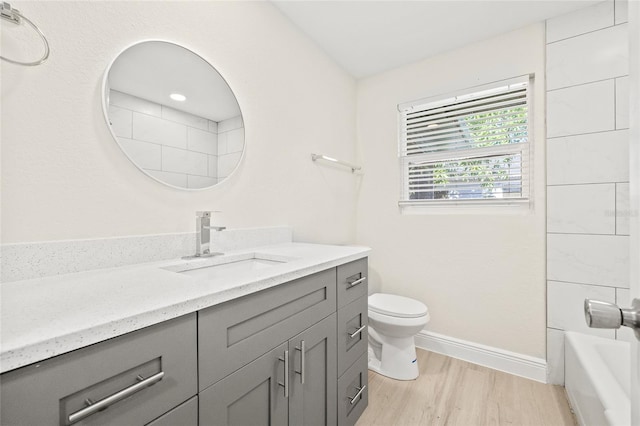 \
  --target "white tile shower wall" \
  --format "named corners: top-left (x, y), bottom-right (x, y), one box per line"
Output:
top-left (547, 80), bottom-right (616, 138)
top-left (547, 280), bottom-right (616, 338)
top-left (217, 116), bottom-right (245, 179)
top-left (616, 76), bottom-right (630, 129)
top-left (615, 0), bottom-right (629, 24)
top-left (545, 0), bottom-right (614, 43)
top-left (0, 227), bottom-right (293, 282)
top-left (547, 184), bottom-right (616, 234)
top-left (545, 2), bottom-right (629, 384)
top-left (108, 90), bottom-right (219, 189)
top-left (547, 234), bottom-right (629, 287)
top-left (546, 130), bottom-right (629, 185)
top-left (546, 24), bottom-right (628, 91)
top-left (616, 182), bottom-right (631, 235)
